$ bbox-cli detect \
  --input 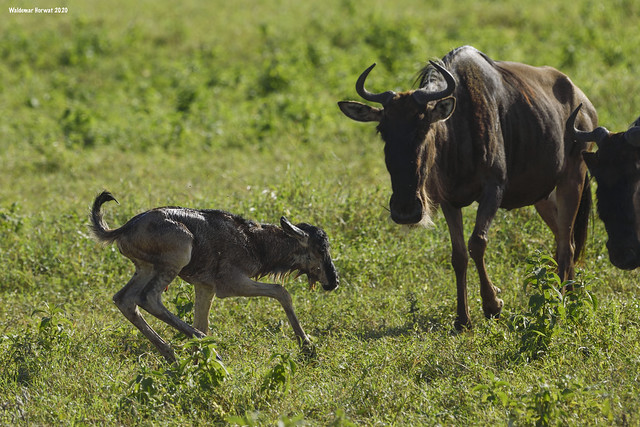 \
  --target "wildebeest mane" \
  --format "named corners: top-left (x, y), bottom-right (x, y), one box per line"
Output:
top-left (415, 47), bottom-right (494, 89)
top-left (416, 49), bottom-right (537, 107)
